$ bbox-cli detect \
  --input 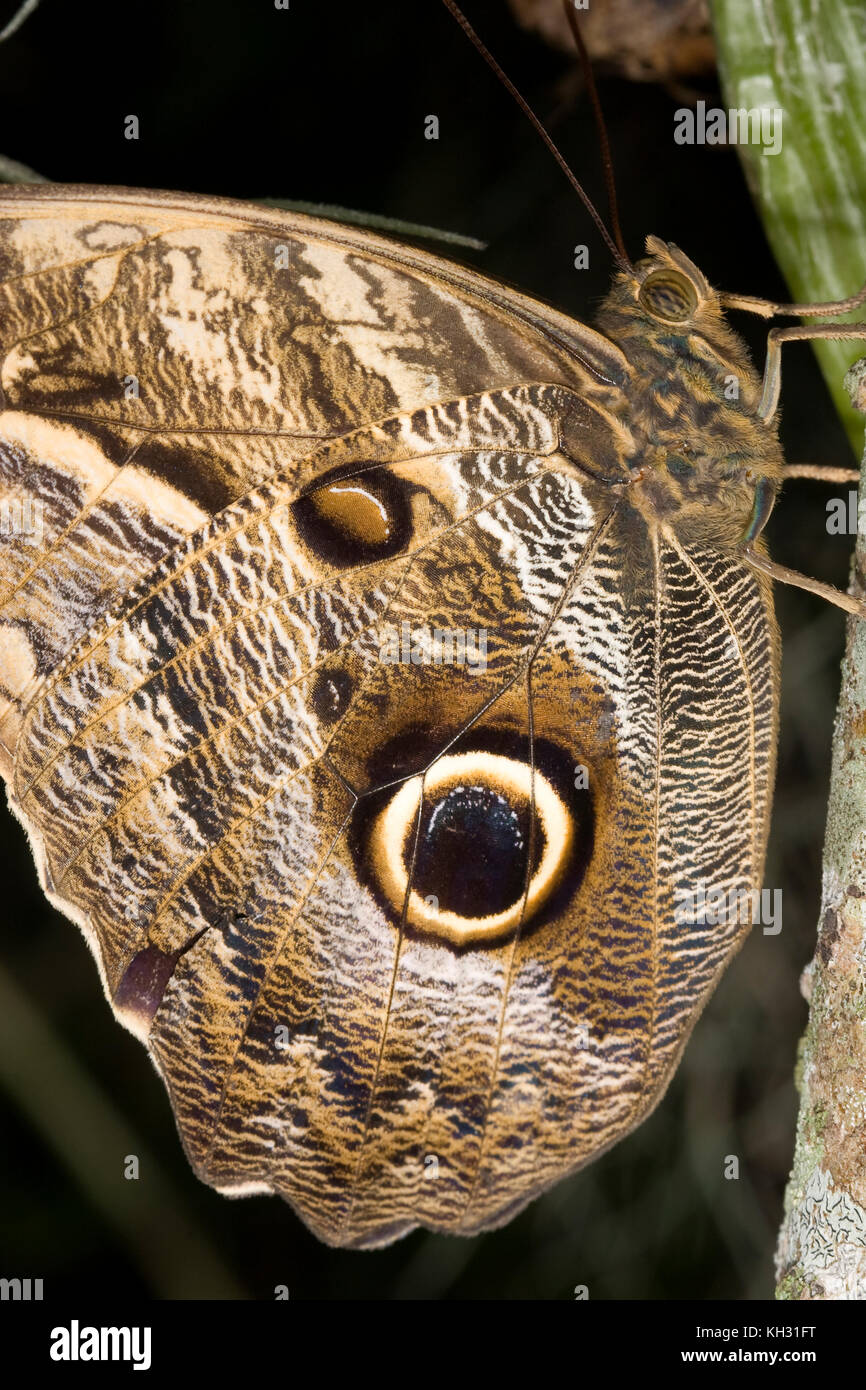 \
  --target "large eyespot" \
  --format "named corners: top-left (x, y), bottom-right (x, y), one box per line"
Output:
top-left (638, 269), bottom-right (698, 323)
top-left (367, 751), bottom-right (577, 947)
top-left (292, 464), bottom-right (411, 566)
